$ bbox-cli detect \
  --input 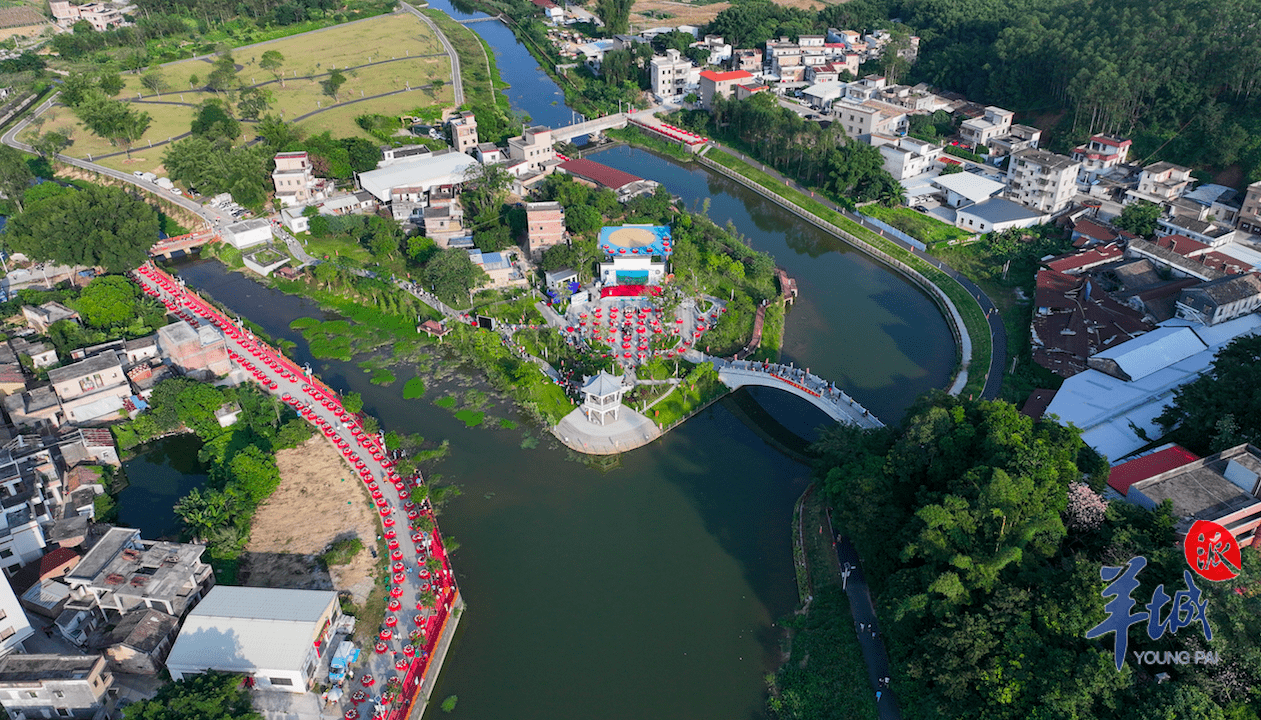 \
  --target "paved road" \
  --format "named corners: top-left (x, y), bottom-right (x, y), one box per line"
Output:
top-left (402, 2), bottom-right (464, 106)
top-left (707, 144), bottom-right (1006, 400)
top-left (1, 93), bottom-right (232, 228)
